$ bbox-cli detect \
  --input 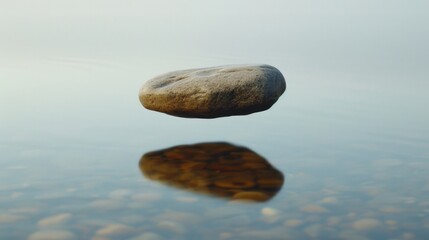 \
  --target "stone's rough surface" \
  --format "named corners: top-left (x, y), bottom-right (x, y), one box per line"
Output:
top-left (139, 142), bottom-right (284, 202)
top-left (139, 64), bottom-right (286, 118)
